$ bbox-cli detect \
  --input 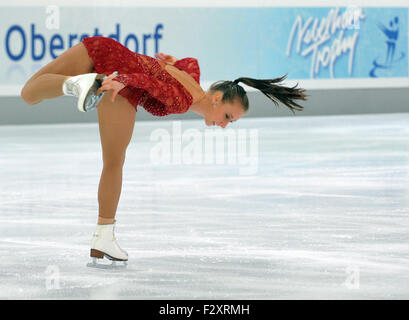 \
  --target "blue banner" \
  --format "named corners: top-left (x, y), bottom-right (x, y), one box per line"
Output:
top-left (0, 5), bottom-right (408, 94)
